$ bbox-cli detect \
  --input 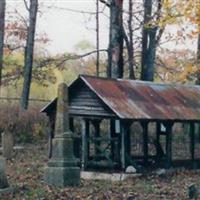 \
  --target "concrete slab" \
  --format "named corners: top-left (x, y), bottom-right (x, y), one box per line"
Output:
top-left (0, 146), bottom-right (24, 151)
top-left (81, 171), bottom-right (141, 181)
